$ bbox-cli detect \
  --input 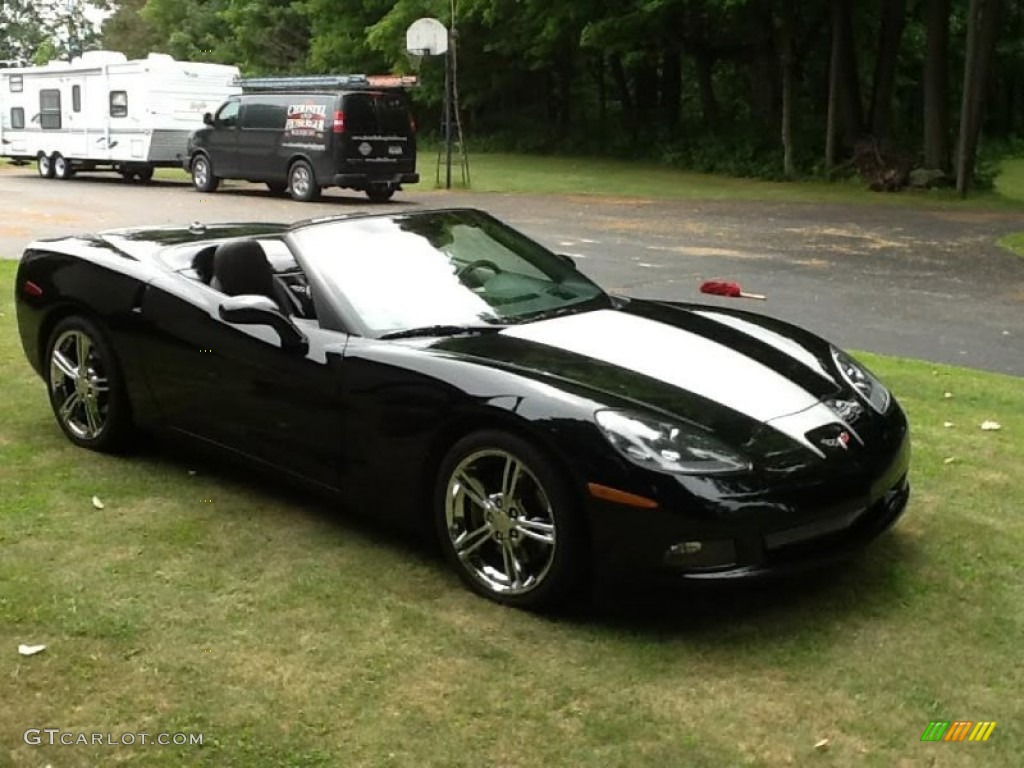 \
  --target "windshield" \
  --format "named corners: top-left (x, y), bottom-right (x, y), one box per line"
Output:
top-left (291, 209), bottom-right (609, 336)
